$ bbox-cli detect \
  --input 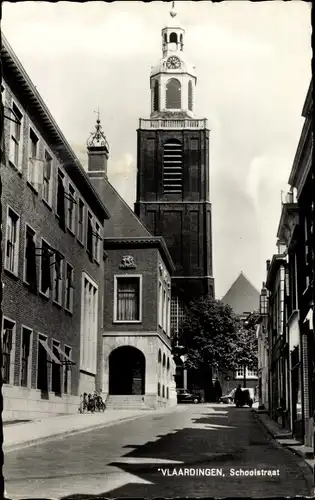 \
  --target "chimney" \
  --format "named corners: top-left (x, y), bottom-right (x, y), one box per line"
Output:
top-left (86, 114), bottom-right (109, 180)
